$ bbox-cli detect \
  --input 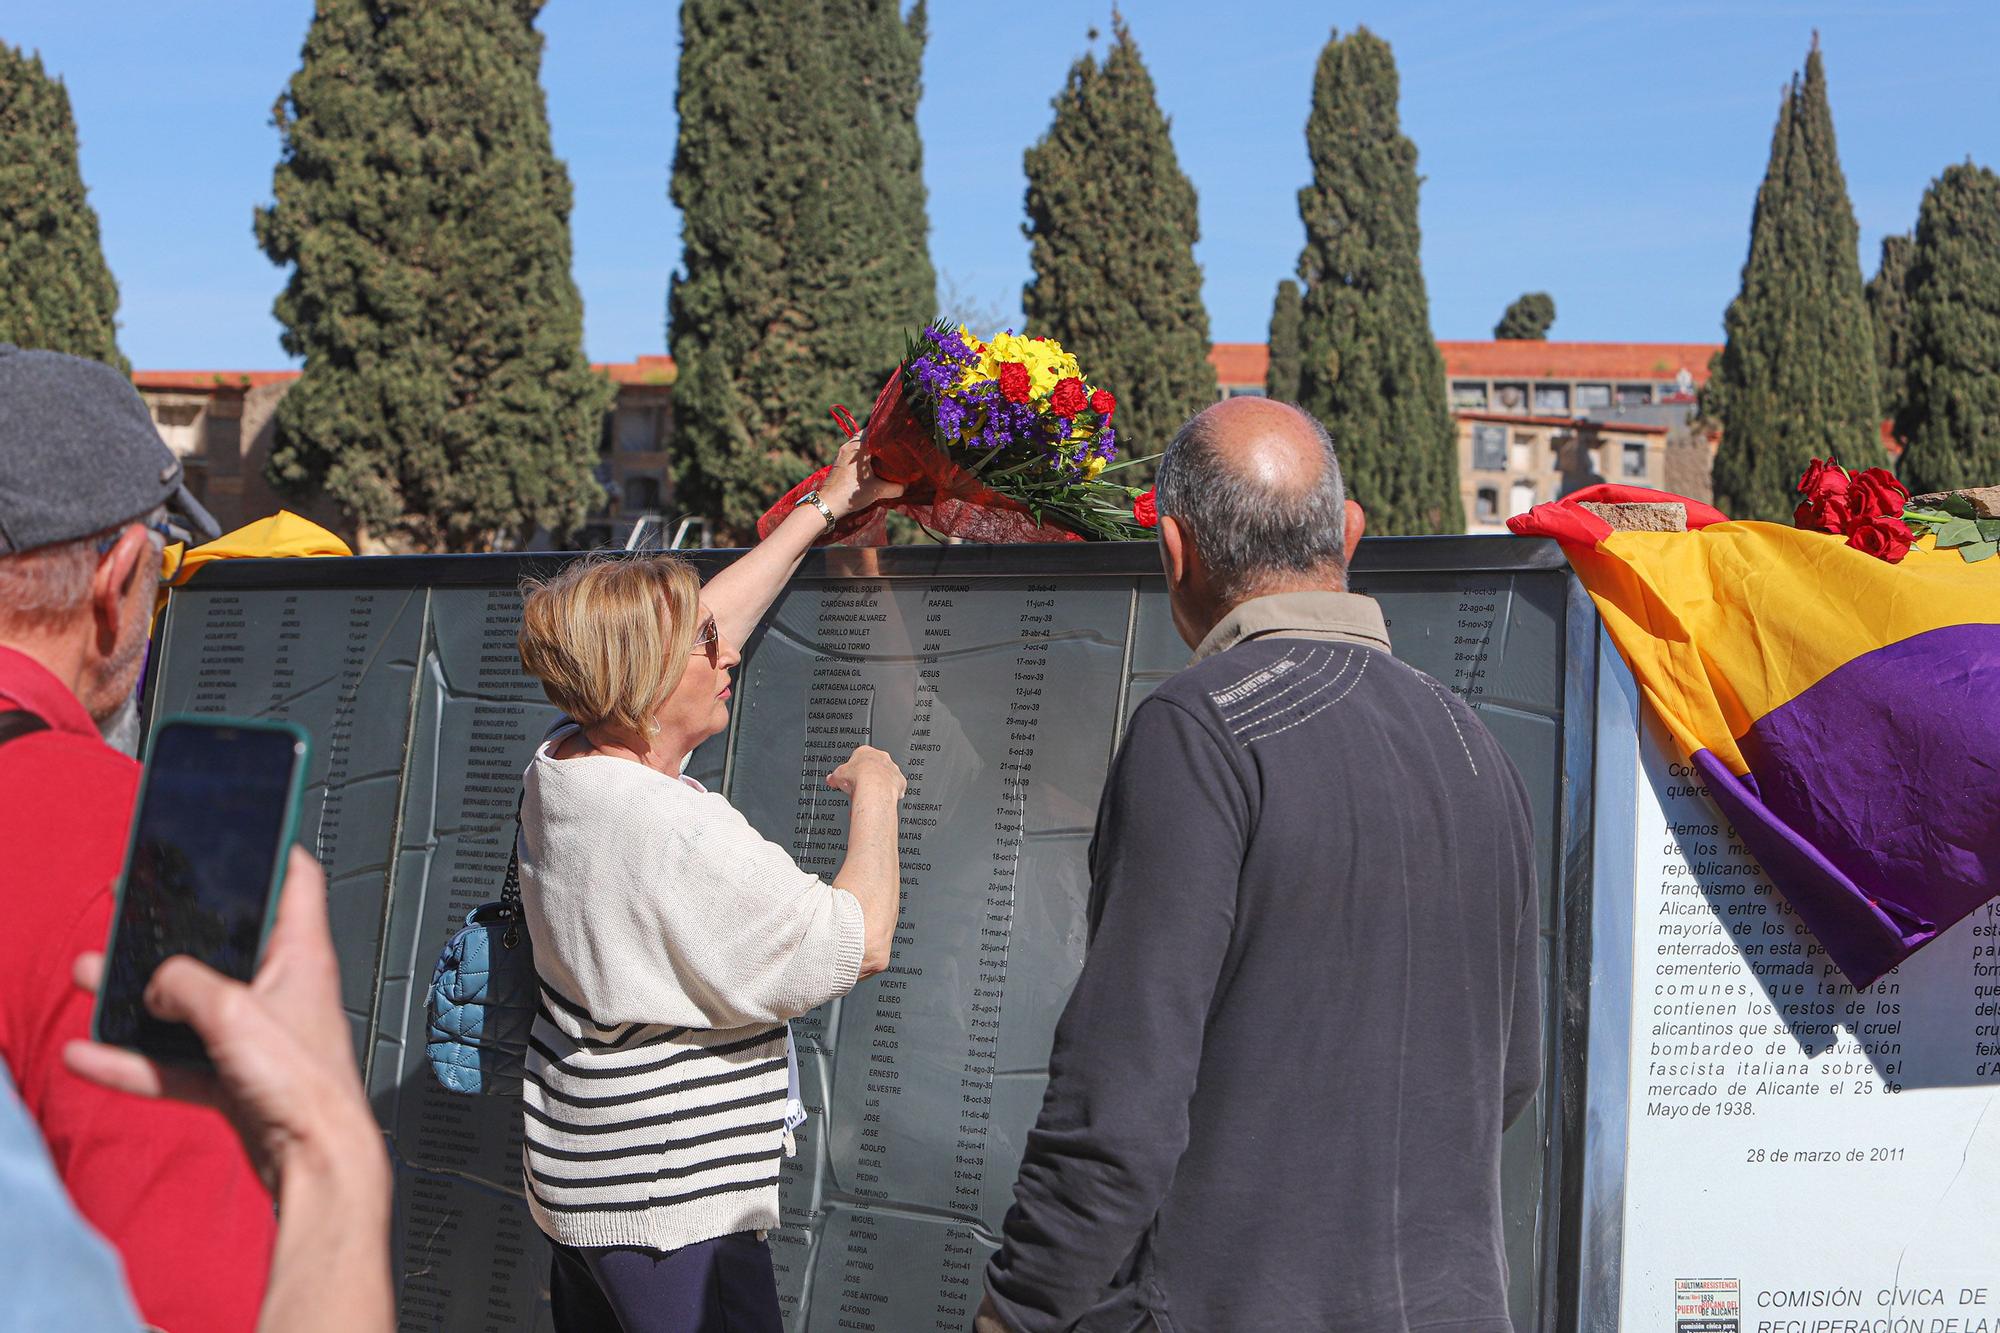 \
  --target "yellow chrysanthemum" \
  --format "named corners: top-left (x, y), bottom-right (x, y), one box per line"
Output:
top-left (1084, 455), bottom-right (1107, 479)
top-left (957, 328), bottom-right (1083, 401)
